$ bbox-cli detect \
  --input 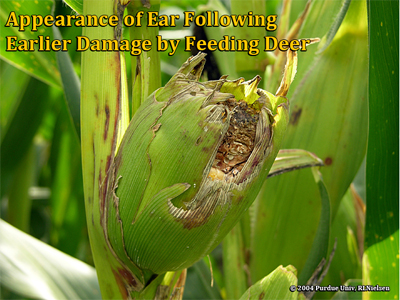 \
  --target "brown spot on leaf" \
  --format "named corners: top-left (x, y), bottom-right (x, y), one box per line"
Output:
top-left (324, 157), bottom-right (333, 166)
top-left (202, 146), bottom-right (211, 153)
top-left (98, 172), bottom-right (102, 188)
top-left (233, 195), bottom-right (244, 204)
top-left (95, 93), bottom-right (99, 116)
top-left (98, 172), bottom-right (105, 215)
top-left (175, 269), bottom-right (187, 288)
top-left (195, 136), bottom-right (203, 145)
top-left (112, 269), bottom-right (129, 299)
top-left (118, 268), bottom-right (138, 288)
top-left (104, 105), bottom-right (110, 141)
top-left (245, 248), bottom-right (251, 265)
top-left (259, 291), bottom-right (265, 299)
top-left (152, 123), bottom-right (161, 132)
top-left (114, 151), bottom-right (123, 169)
top-left (99, 155), bottom-right (112, 216)
top-left (106, 155), bottom-right (112, 173)
top-left (290, 108), bottom-right (302, 125)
